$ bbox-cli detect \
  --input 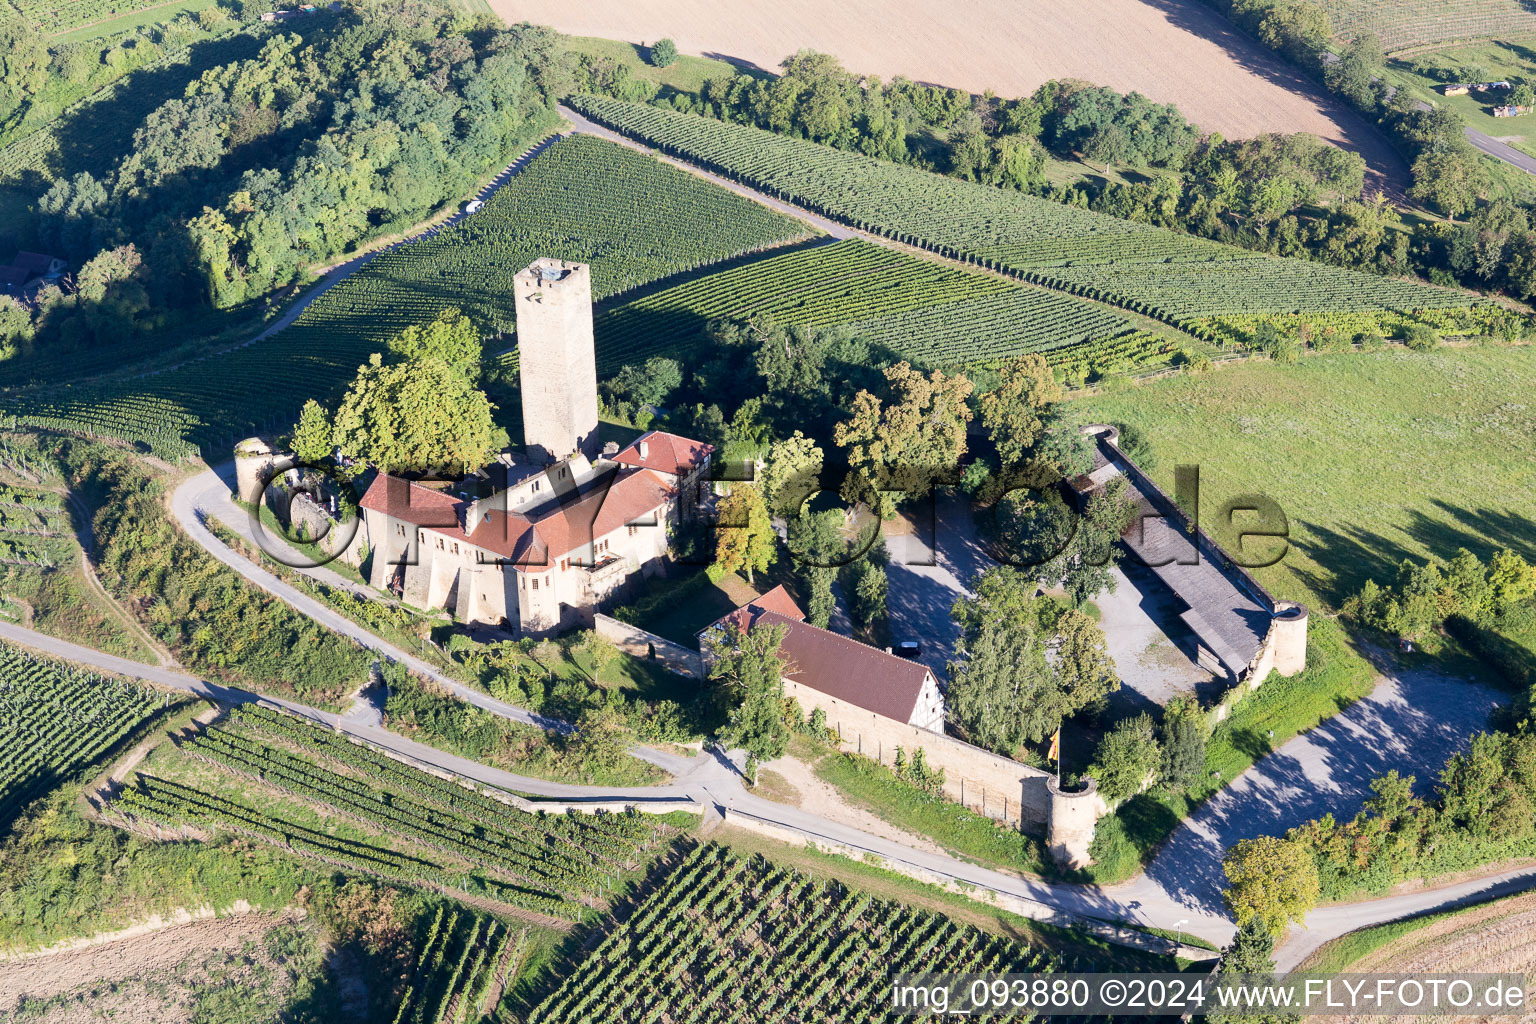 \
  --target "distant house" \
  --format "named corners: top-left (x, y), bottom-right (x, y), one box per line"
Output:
top-left (0, 251), bottom-right (66, 296)
top-left (1494, 104), bottom-right (1529, 117)
top-left (702, 588), bottom-right (946, 733)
